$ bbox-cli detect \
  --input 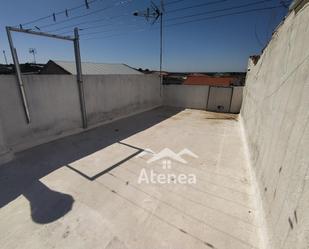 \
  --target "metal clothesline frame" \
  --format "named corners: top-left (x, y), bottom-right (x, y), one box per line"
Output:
top-left (5, 26), bottom-right (88, 128)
